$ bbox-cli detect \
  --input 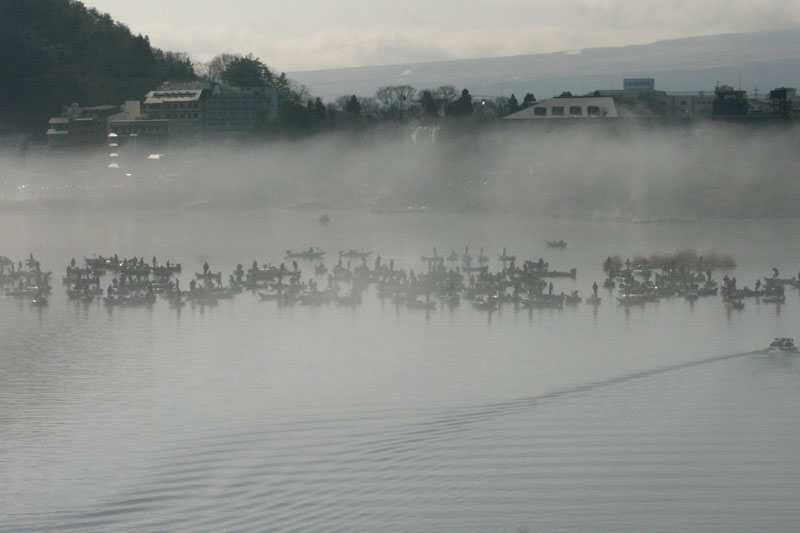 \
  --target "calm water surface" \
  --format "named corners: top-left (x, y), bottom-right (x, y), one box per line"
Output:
top-left (2, 209), bottom-right (800, 531)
